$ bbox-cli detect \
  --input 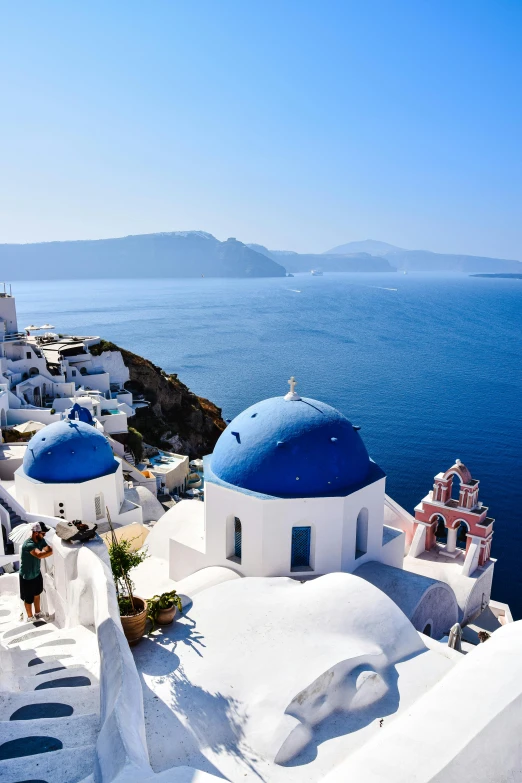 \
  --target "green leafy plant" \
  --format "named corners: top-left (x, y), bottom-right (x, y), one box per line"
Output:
top-left (147, 590), bottom-right (183, 632)
top-left (108, 536), bottom-right (148, 616)
top-left (89, 339), bottom-right (119, 356)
